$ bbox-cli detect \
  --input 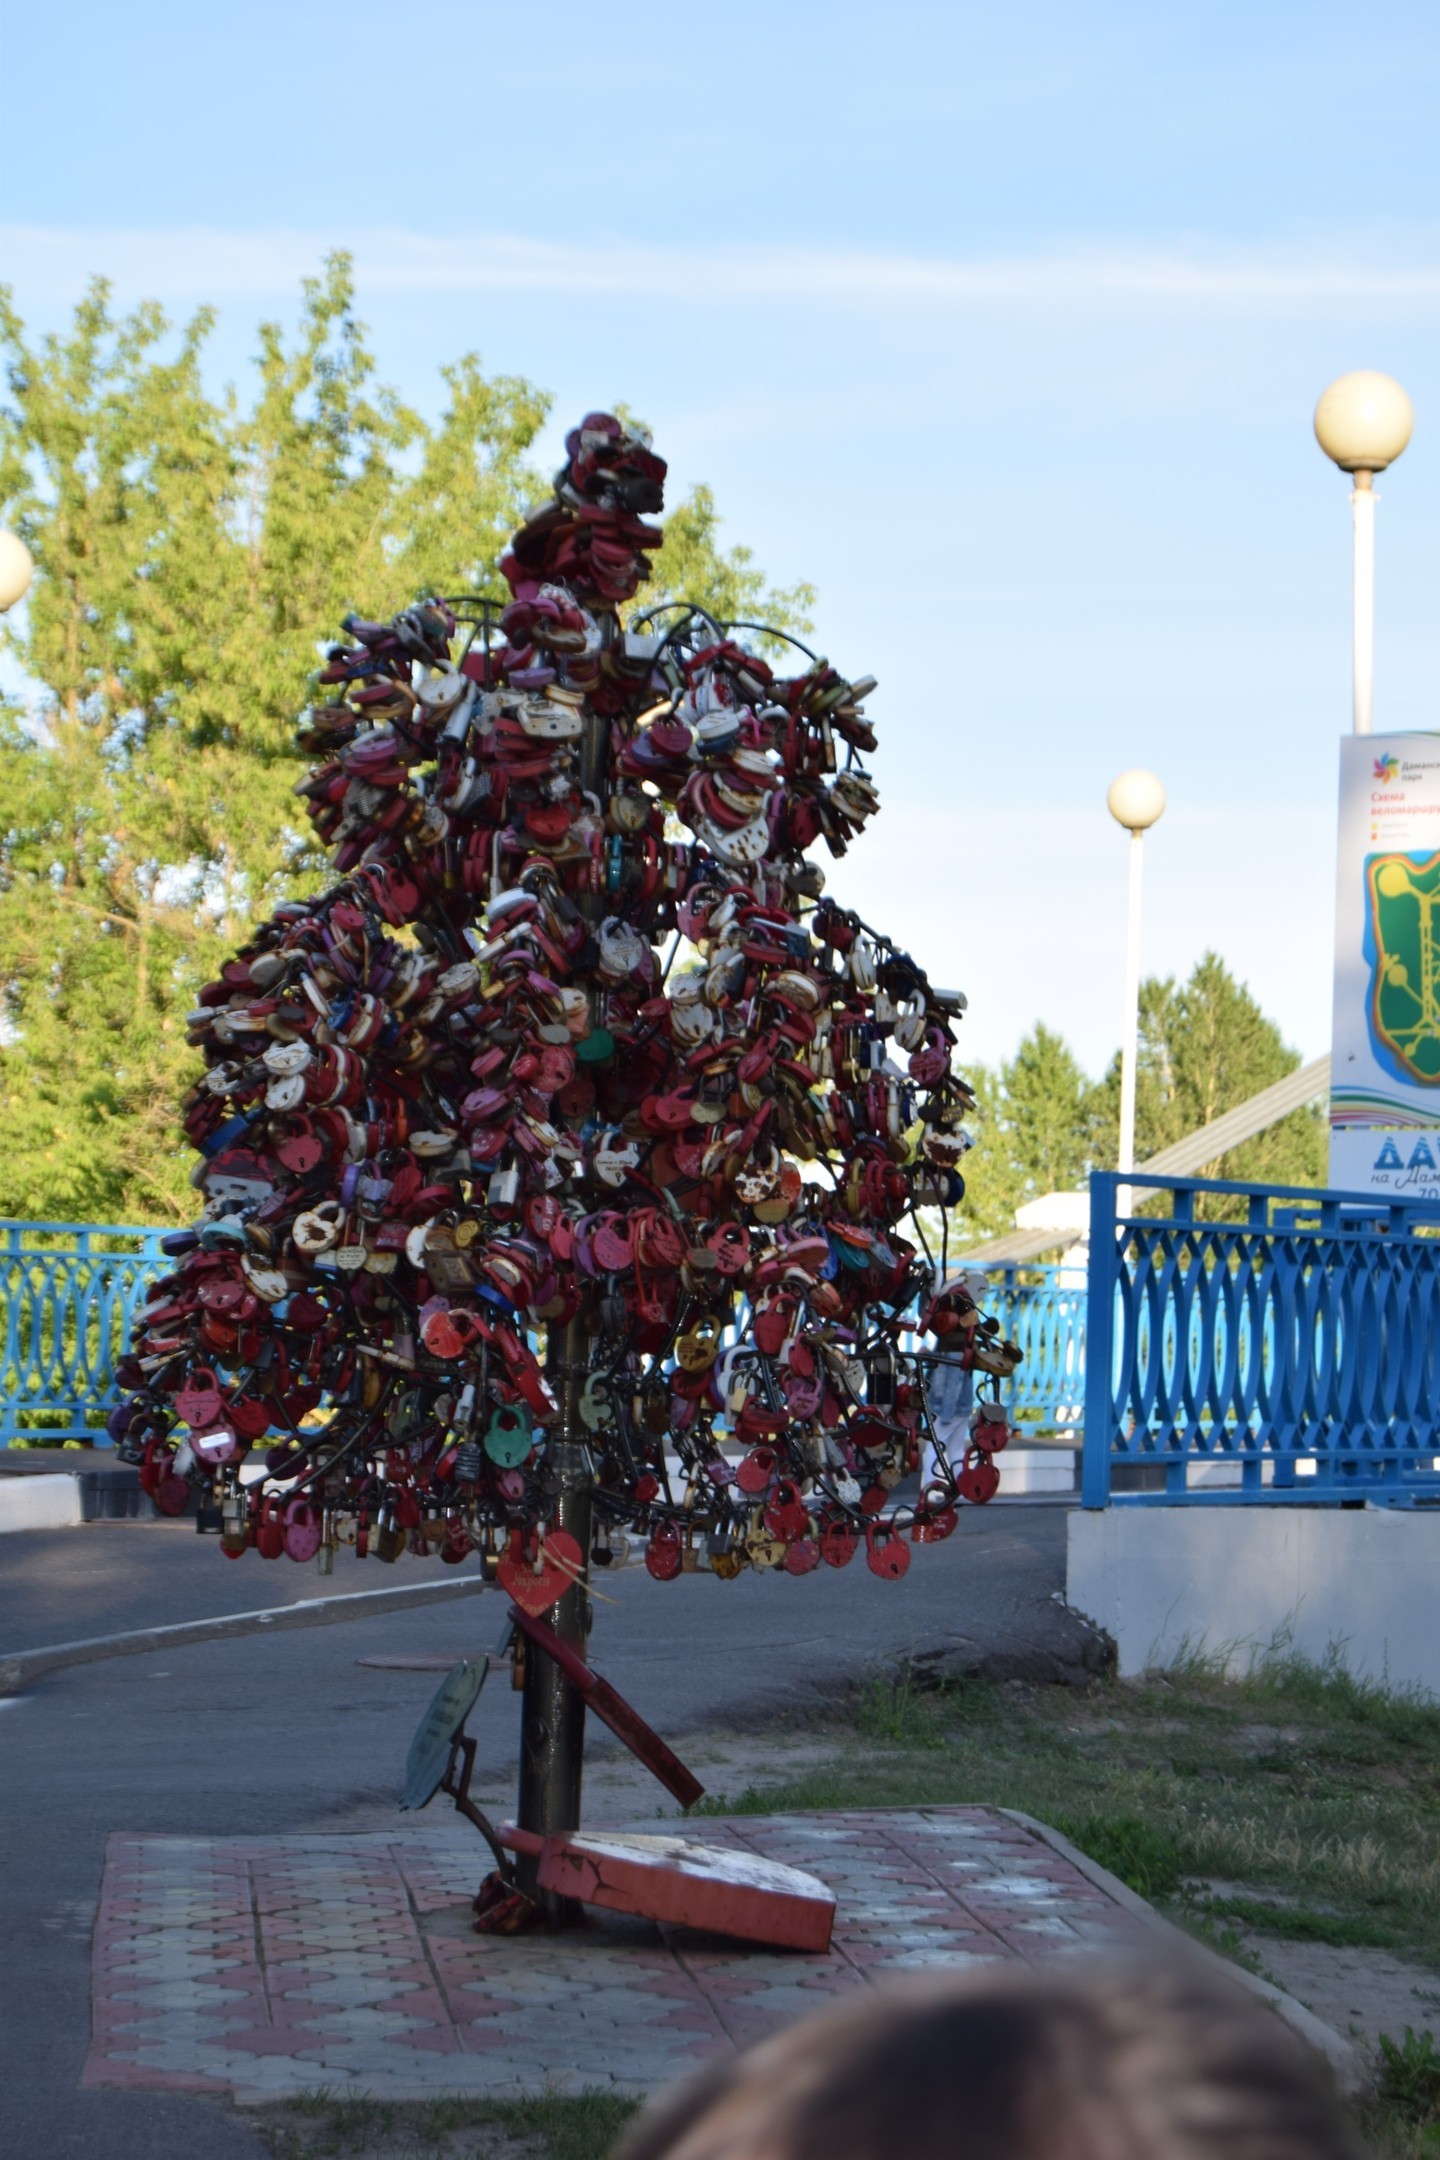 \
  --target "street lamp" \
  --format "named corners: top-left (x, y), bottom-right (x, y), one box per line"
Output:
top-left (1107, 768), bottom-right (1166, 1215)
top-left (1313, 372), bottom-right (1413, 735)
top-left (0, 530), bottom-right (33, 614)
